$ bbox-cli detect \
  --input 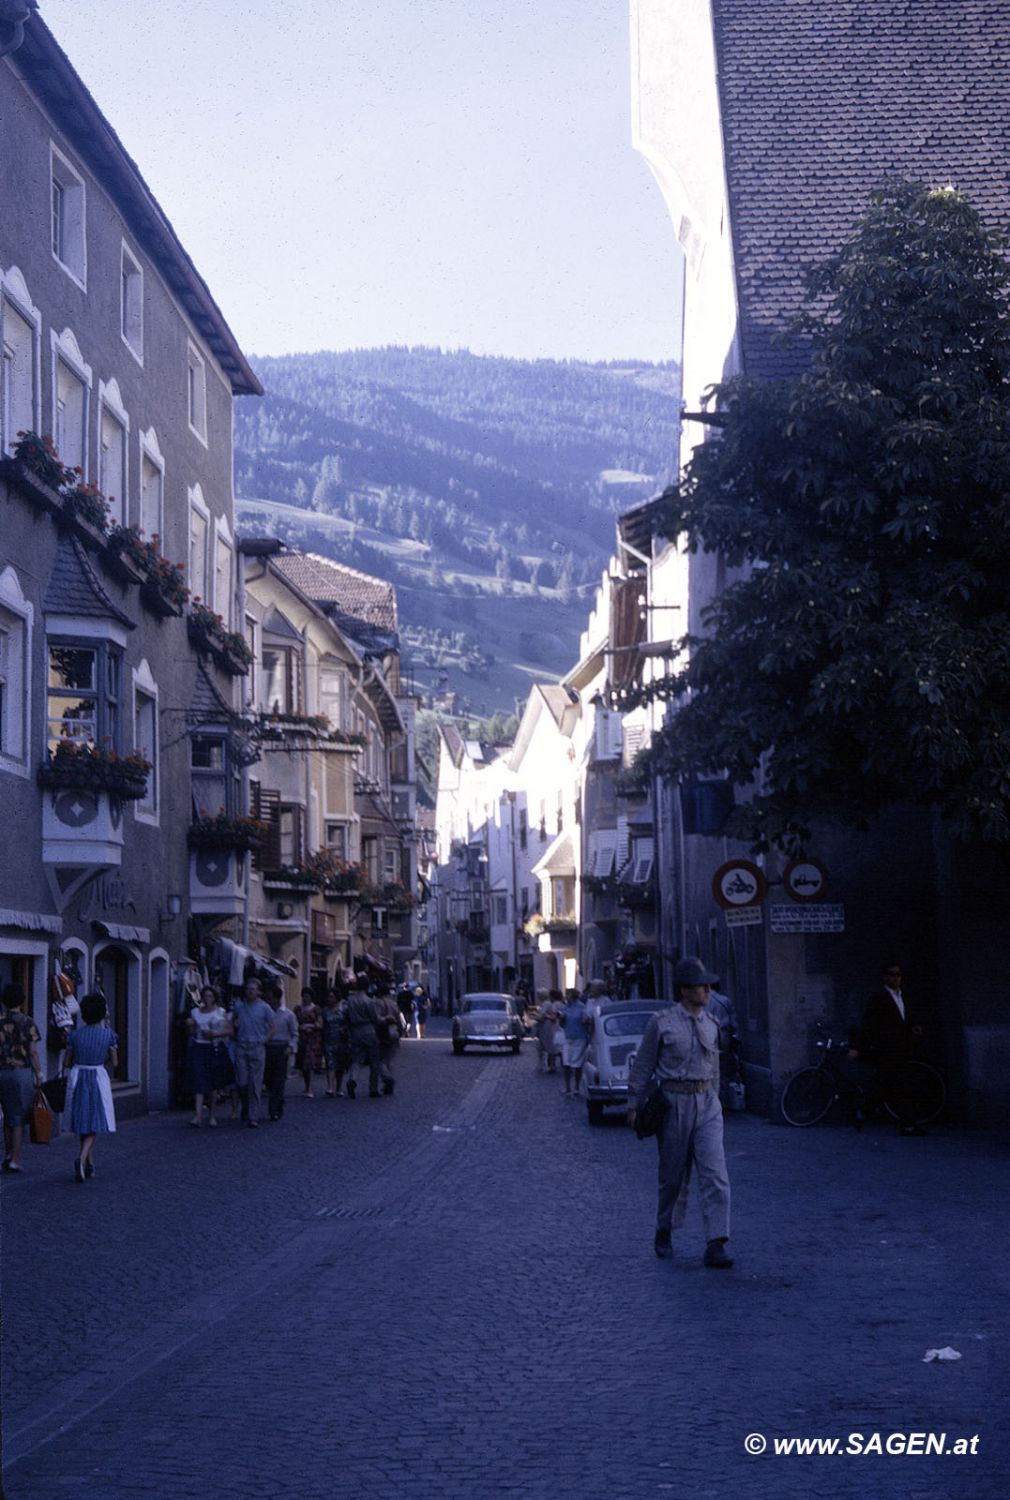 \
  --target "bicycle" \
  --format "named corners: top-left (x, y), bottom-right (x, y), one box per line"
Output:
top-left (779, 1027), bottom-right (946, 1129)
